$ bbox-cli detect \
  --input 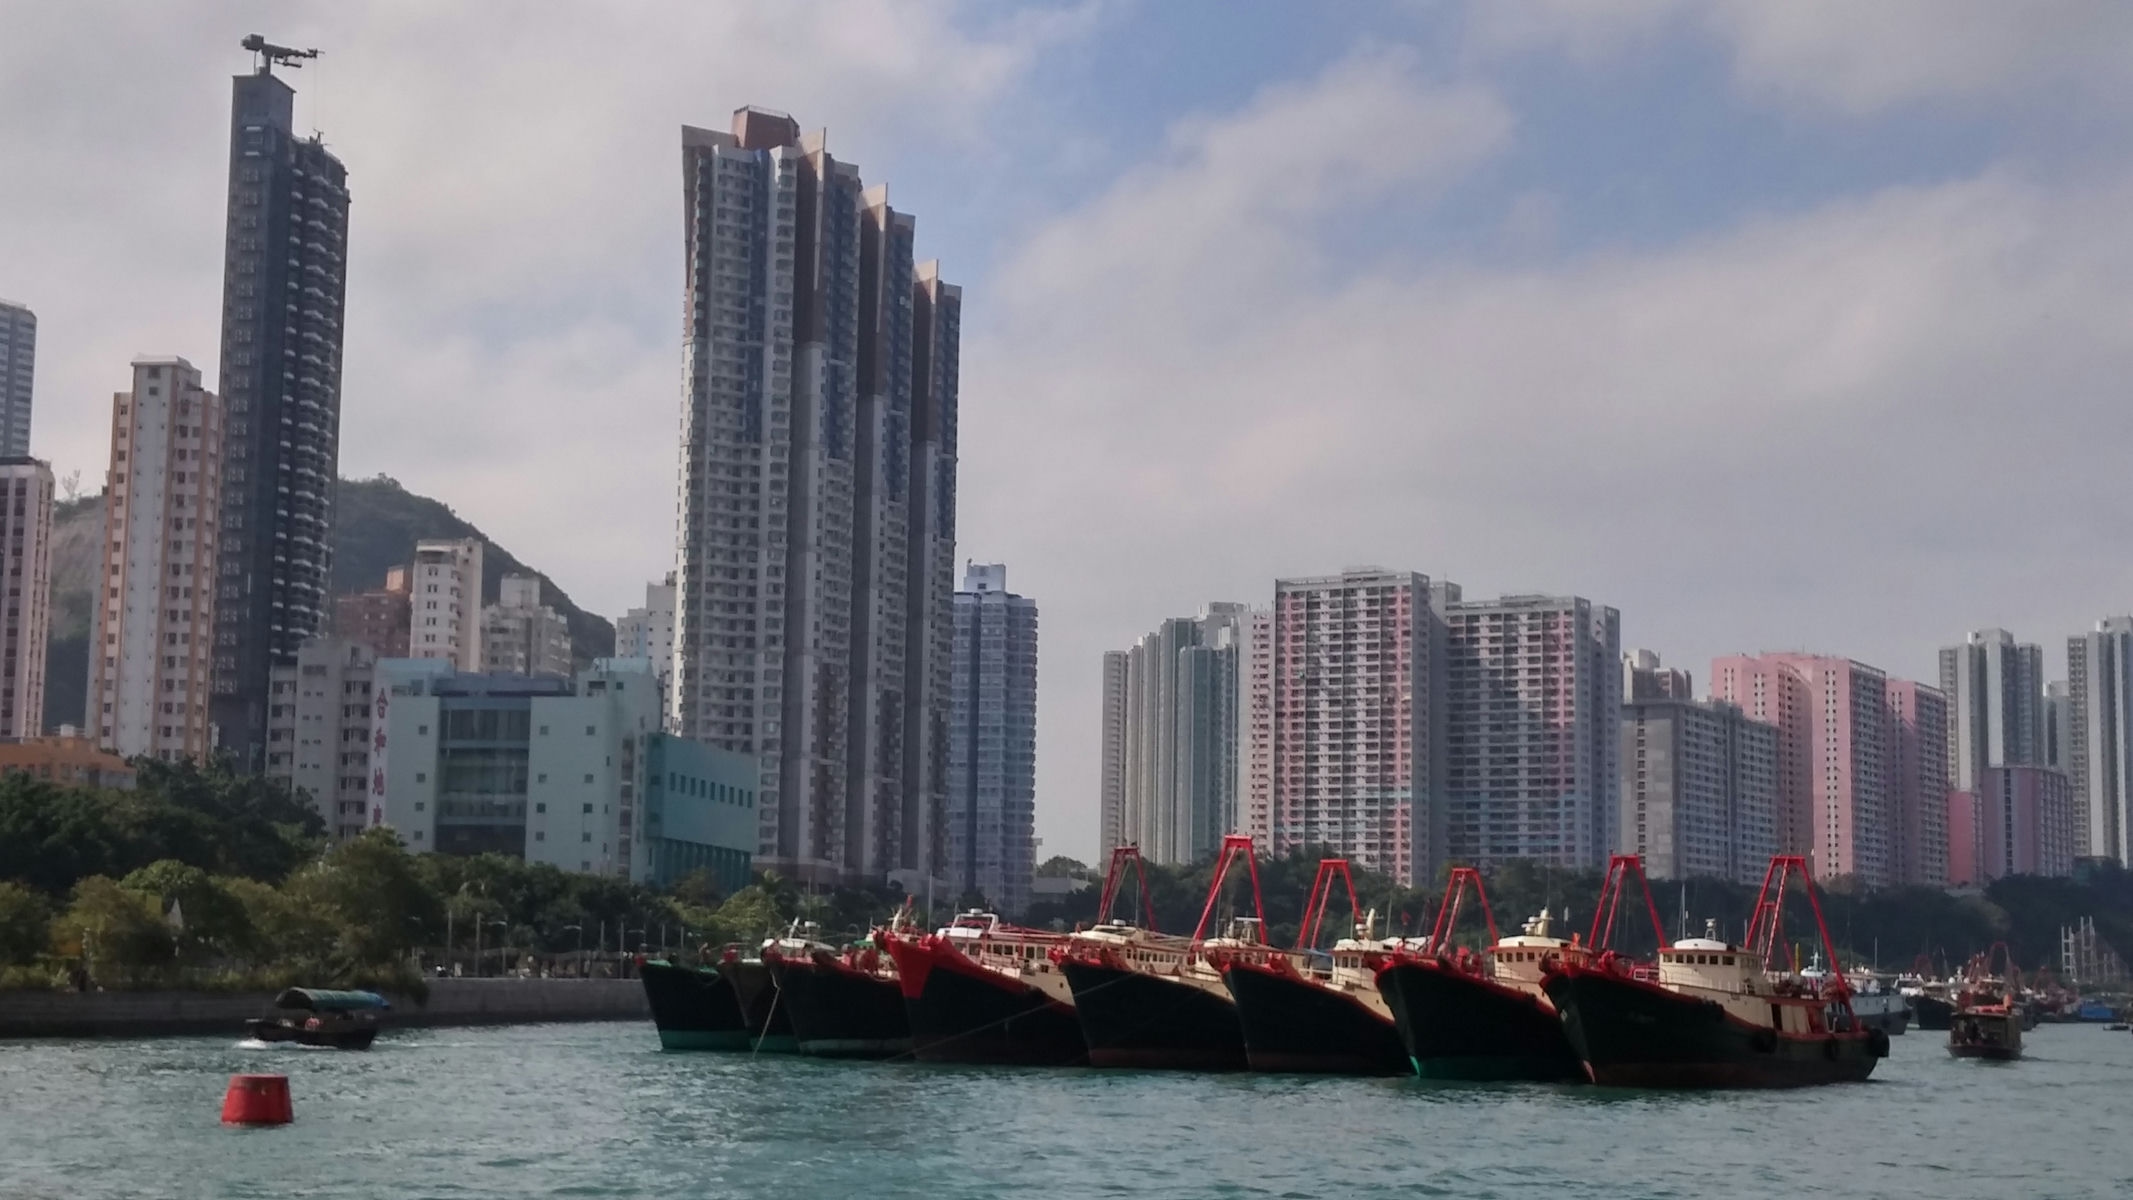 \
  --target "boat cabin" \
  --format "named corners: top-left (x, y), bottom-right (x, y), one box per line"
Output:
top-left (1488, 911), bottom-right (1587, 992)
